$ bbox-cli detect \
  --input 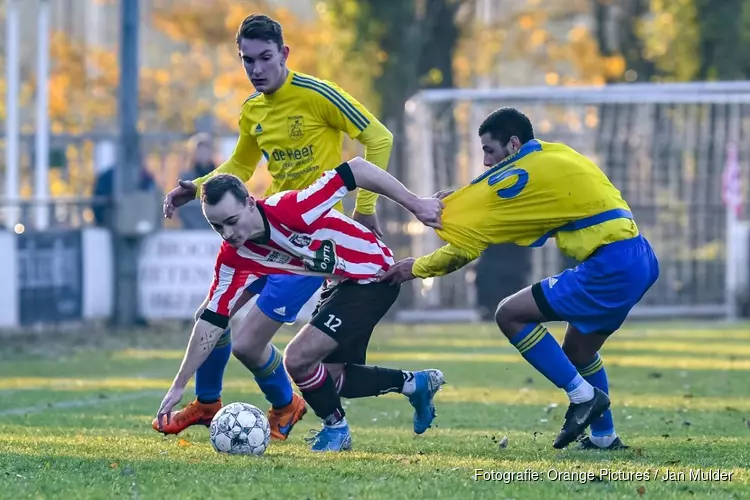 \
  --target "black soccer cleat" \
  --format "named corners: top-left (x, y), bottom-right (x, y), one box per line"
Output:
top-left (553, 388), bottom-right (610, 449)
top-left (576, 435), bottom-right (629, 451)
